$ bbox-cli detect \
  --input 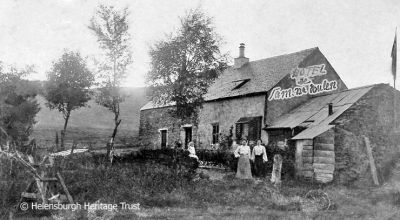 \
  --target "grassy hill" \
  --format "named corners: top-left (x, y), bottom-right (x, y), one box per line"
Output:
top-left (32, 87), bottom-right (149, 147)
